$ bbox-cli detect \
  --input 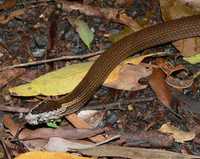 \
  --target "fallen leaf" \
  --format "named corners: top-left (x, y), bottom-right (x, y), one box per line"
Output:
top-left (75, 19), bottom-right (94, 48)
top-left (10, 62), bottom-right (93, 96)
top-left (160, 0), bottom-right (200, 57)
top-left (149, 67), bottom-right (172, 107)
top-left (173, 38), bottom-right (200, 57)
top-left (9, 52), bottom-right (165, 96)
top-left (183, 53), bottom-right (200, 64)
top-left (193, 71), bottom-right (200, 79)
top-left (15, 151), bottom-right (92, 159)
top-left (0, 68), bottom-right (25, 88)
top-left (121, 131), bottom-right (174, 148)
top-left (45, 135), bottom-right (120, 152)
top-left (79, 145), bottom-right (200, 159)
top-left (45, 137), bottom-right (97, 152)
top-left (23, 139), bottom-right (47, 151)
top-left (104, 64), bottom-right (152, 91)
top-left (159, 122), bottom-right (195, 143)
top-left (66, 114), bottom-right (106, 142)
top-left (77, 110), bottom-right (104, 128)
